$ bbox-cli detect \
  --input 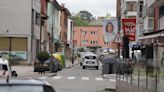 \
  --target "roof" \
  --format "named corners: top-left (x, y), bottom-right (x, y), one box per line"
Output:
top-left (0, 78), bottom-right (50, 86)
